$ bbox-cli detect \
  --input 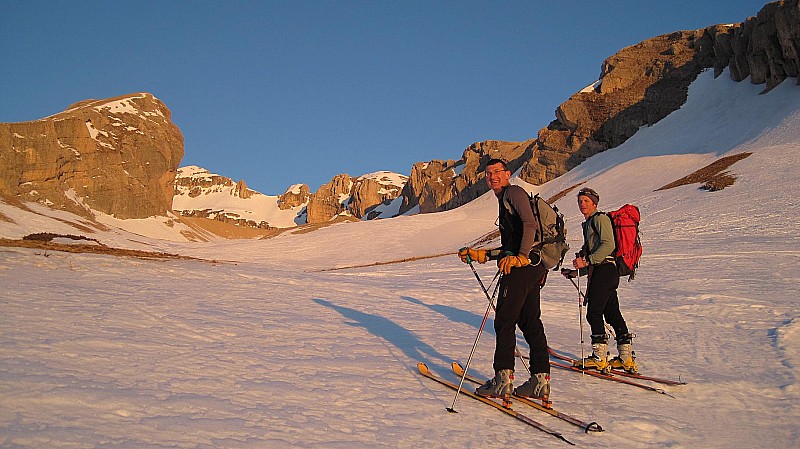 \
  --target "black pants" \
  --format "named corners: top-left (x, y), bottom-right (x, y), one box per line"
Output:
top-left (493, 263), bottom-right (550, 374)
top-left (585, 263), bottom-right (629, 337)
